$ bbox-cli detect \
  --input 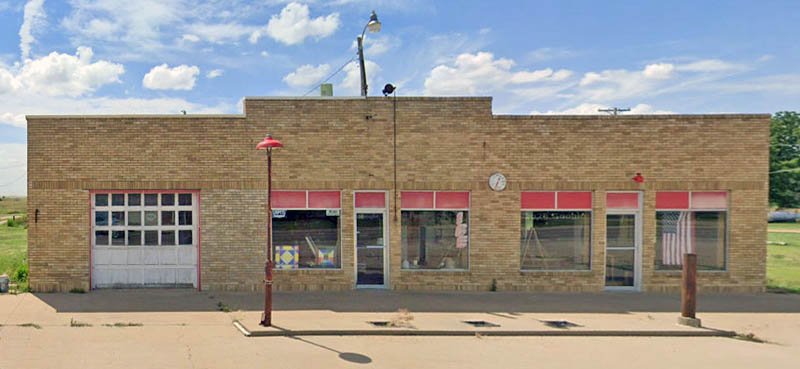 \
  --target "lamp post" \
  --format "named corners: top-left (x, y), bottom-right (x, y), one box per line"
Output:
top-left (357, 10), bottom-right (382, 96)
top-left (257, 134), bottom-right (283, 327)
